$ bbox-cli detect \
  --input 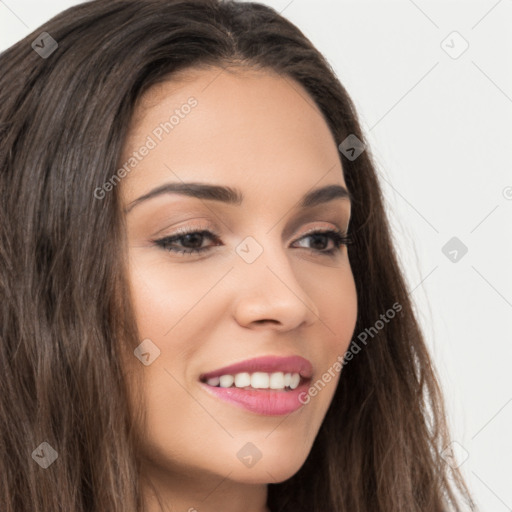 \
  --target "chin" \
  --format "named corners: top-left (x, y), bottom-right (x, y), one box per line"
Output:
top-left (226, 449), bottom-right (308, 485)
